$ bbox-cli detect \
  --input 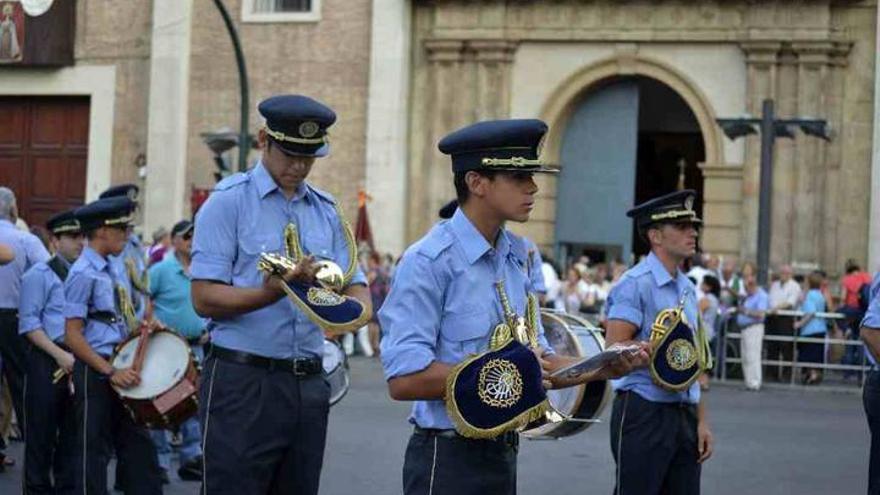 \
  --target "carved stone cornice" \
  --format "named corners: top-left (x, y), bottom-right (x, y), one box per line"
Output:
top-left (424, 39), bottom-right (465, 63)
top-left (467, 40), bottom-right (518, 63)
top-left (739, 41), bottom-right (782, 67)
